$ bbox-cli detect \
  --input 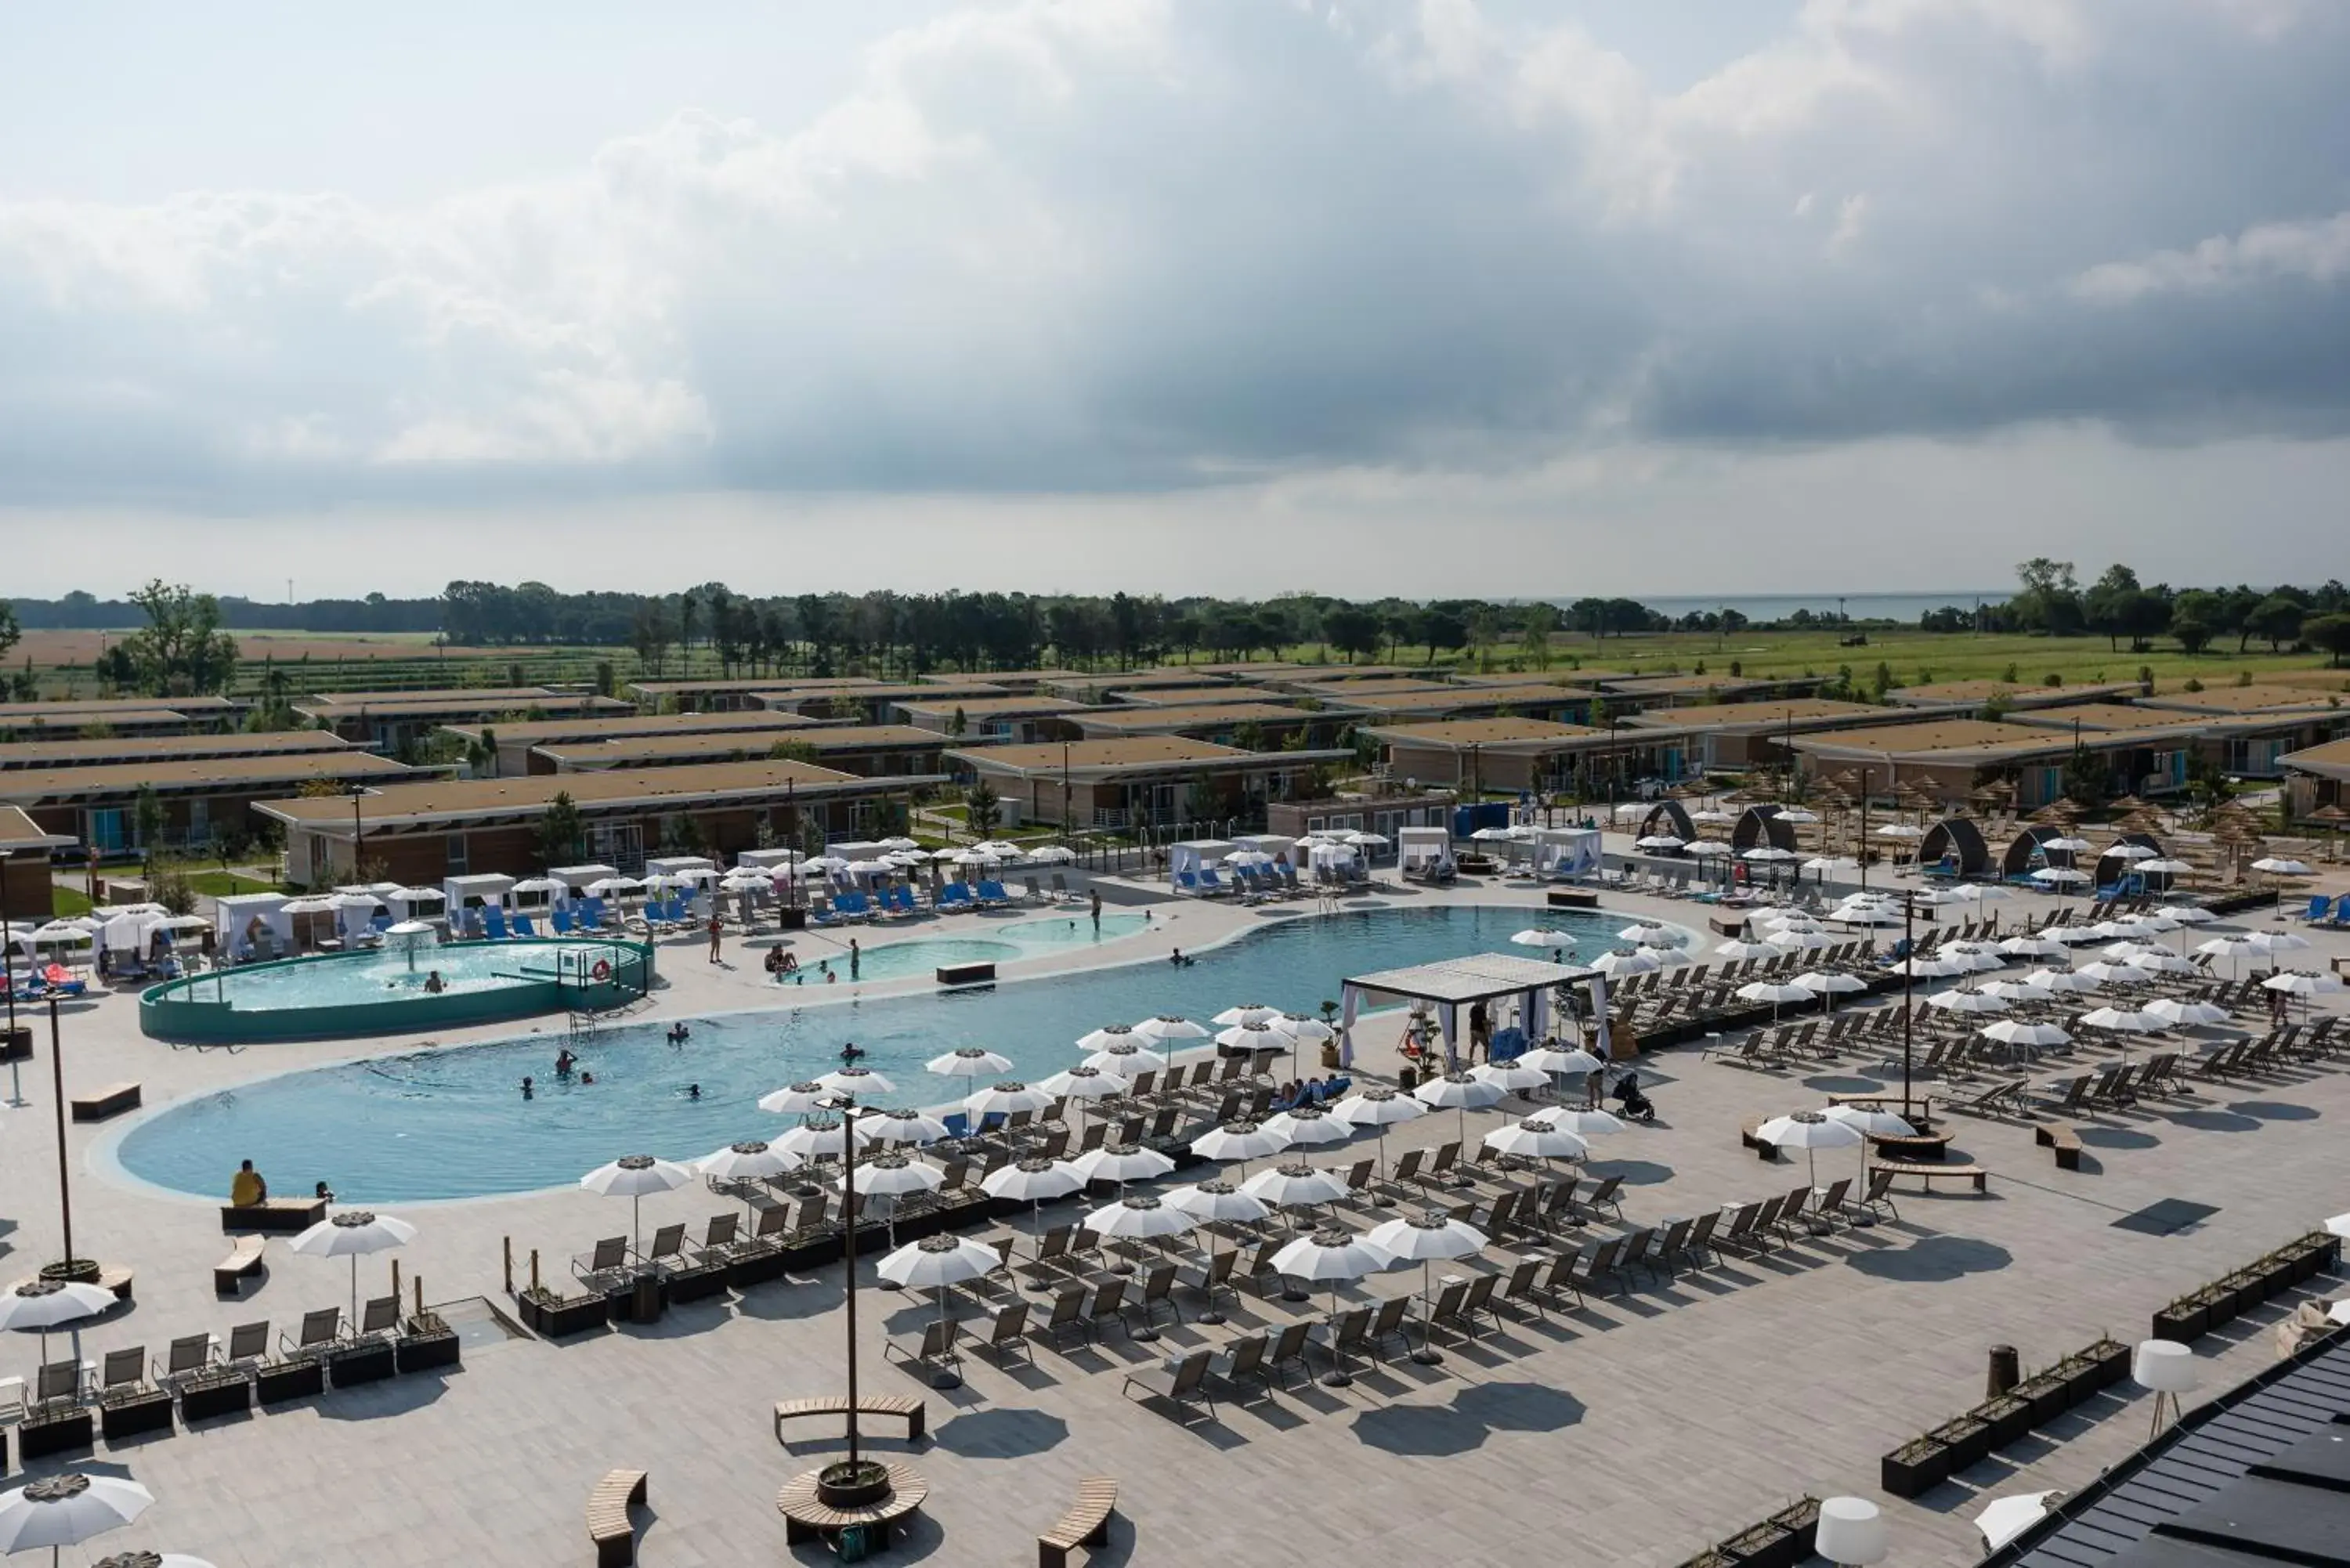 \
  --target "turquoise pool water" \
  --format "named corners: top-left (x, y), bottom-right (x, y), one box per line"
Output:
top-left (115, 905), bottom-right (1636, 1202)
top-left (164, 941), bottom-right (624, 1010)
top-left (786, 912), bottom-right (1148, 984)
